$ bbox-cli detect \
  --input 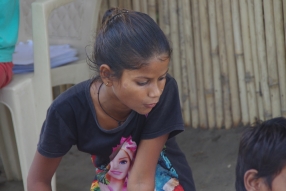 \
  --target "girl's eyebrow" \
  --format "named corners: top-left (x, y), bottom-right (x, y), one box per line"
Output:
top-left (118, 157), bottom-right (128, 160)
top-left (135, 68), bottom-right (169, 79)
